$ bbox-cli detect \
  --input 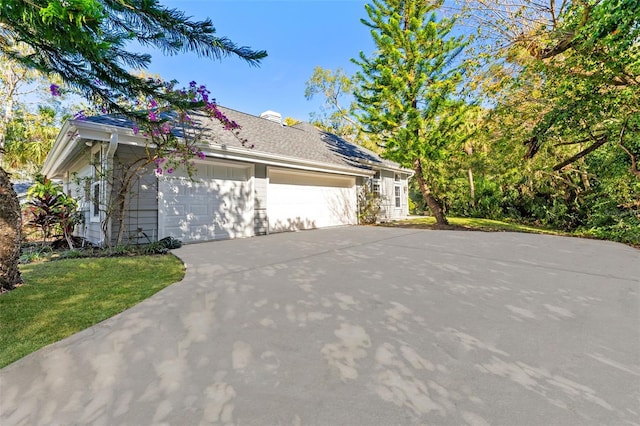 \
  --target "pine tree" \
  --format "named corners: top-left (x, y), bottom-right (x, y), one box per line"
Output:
top-left (353, 0), bottom-right (467, 225)
top-left (0, 0), bottom-right (266, 291)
